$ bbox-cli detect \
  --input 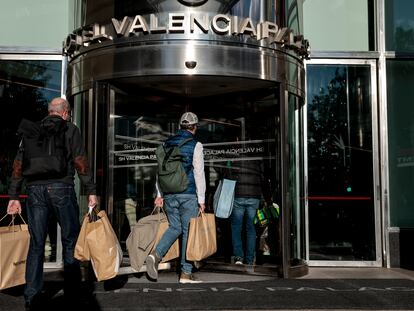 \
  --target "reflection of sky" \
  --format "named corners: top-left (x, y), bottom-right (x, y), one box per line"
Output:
top-left (307, 65), bottom-right (346, 105)
top-left (393, 1), bottom-right (414, 29)
top-left (230, 0), bottom-right (261, 20)
top-left (396, 19), bottom-right (414, 29)
top-left (0, 60), bottom-right (61, 104)
top-left (394, 0), bottom-right (414, 20)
